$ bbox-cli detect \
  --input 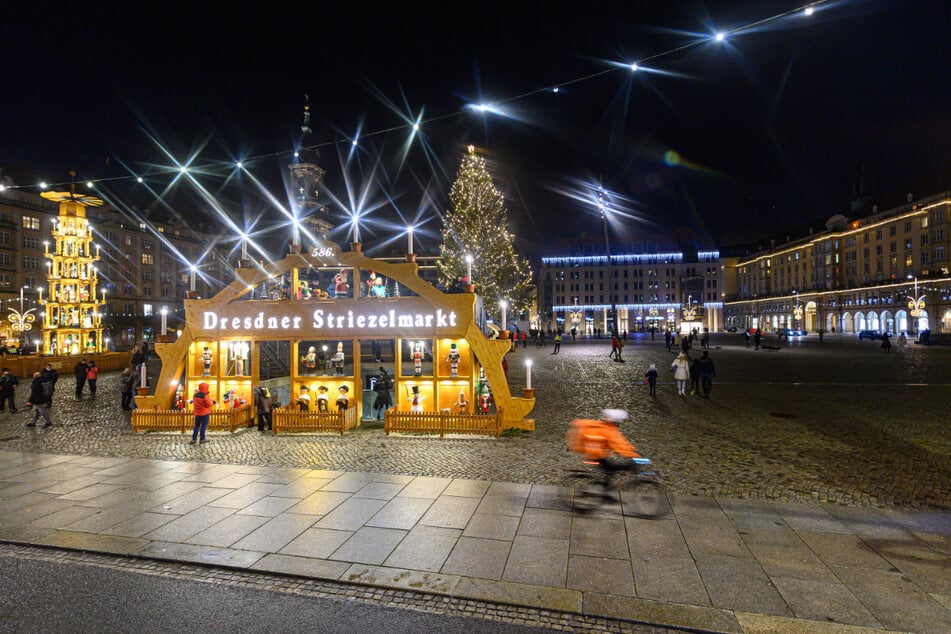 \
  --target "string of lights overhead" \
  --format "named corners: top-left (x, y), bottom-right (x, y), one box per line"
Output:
top-left (0, 2), bottom-right (831, 196)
